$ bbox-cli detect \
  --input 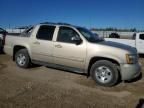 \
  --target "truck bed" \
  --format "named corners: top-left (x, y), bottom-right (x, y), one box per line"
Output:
top-left (4, 35), bottom-right (30, 56)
